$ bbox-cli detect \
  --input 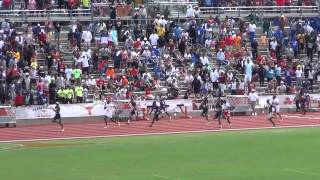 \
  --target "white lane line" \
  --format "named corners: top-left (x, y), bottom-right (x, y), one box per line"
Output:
top-left (283, 115), bottom-right (320, 120)
top-left (282, 168), bottom-right (318, 176)
top-left (153, 174), bottom-right (180, 180)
